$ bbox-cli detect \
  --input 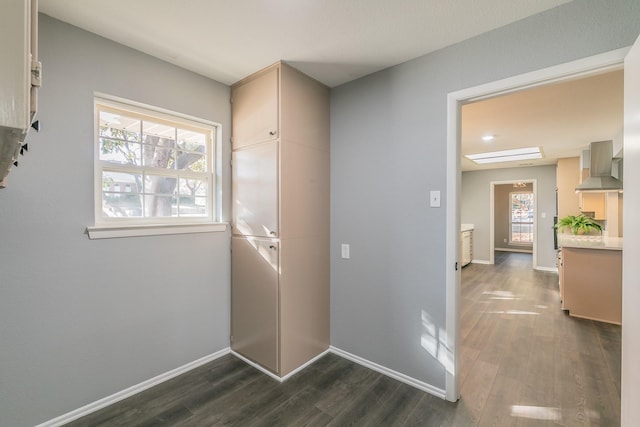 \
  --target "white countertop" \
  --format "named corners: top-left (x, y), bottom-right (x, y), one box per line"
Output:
top-left (461, 224), bottom-right (474, 232)
top-left (558, 235), bottom-right (623, 251)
